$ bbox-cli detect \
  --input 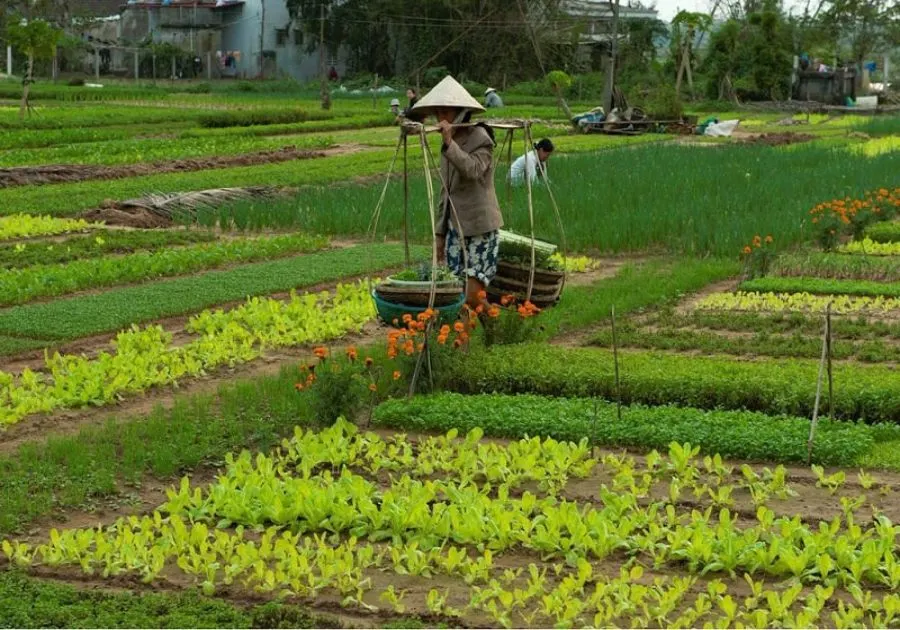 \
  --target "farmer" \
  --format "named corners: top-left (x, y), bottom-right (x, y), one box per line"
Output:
top-left (410, 75), bottom-right (503, 309)
top-left (484, 87), bottom-right (504, 108)
top-left (389, 98), bottom-right (401, 116)
top-left (509, 138), bottom-right (554, 187)
top-left (401, 88), bottom-right (421, 121)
